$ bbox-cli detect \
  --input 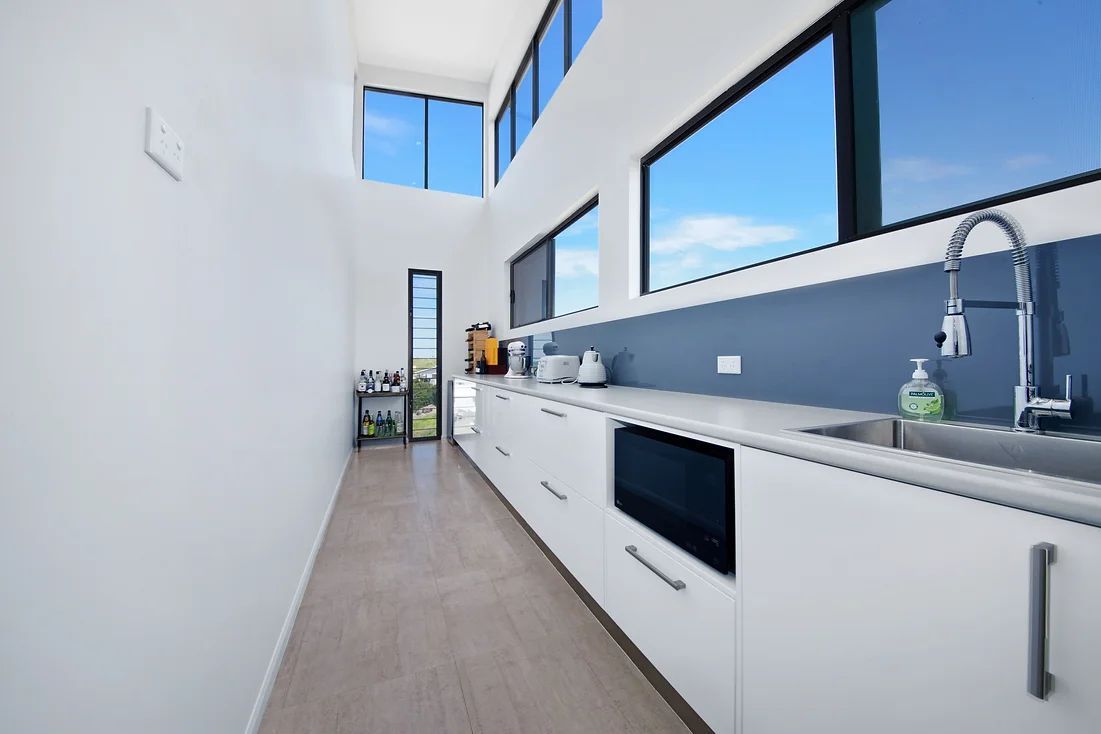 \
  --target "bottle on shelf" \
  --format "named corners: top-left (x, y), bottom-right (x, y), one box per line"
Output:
top-left (385, 410), bottom-right (394, 436)
top-left (374, 370), bottom-right (382, 392)
top-left (382, 371), bottom-right (391, 392)
top-left (357, 370), bottom-right (368, 393)
top-left (477, 350), bottom-right (487, 374)
top-left (376, 411), bottom-right (384, 435)
top-left (399, 368), bottom-right (407, 391)
top-left (394, 408), bottom-right (404, 436)
top-left (366, 370), bottom-right (375, 394)
top-left (366, 412), bottom-right (375, 437)
top-left (361, 409), bottom-right (370, 436)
